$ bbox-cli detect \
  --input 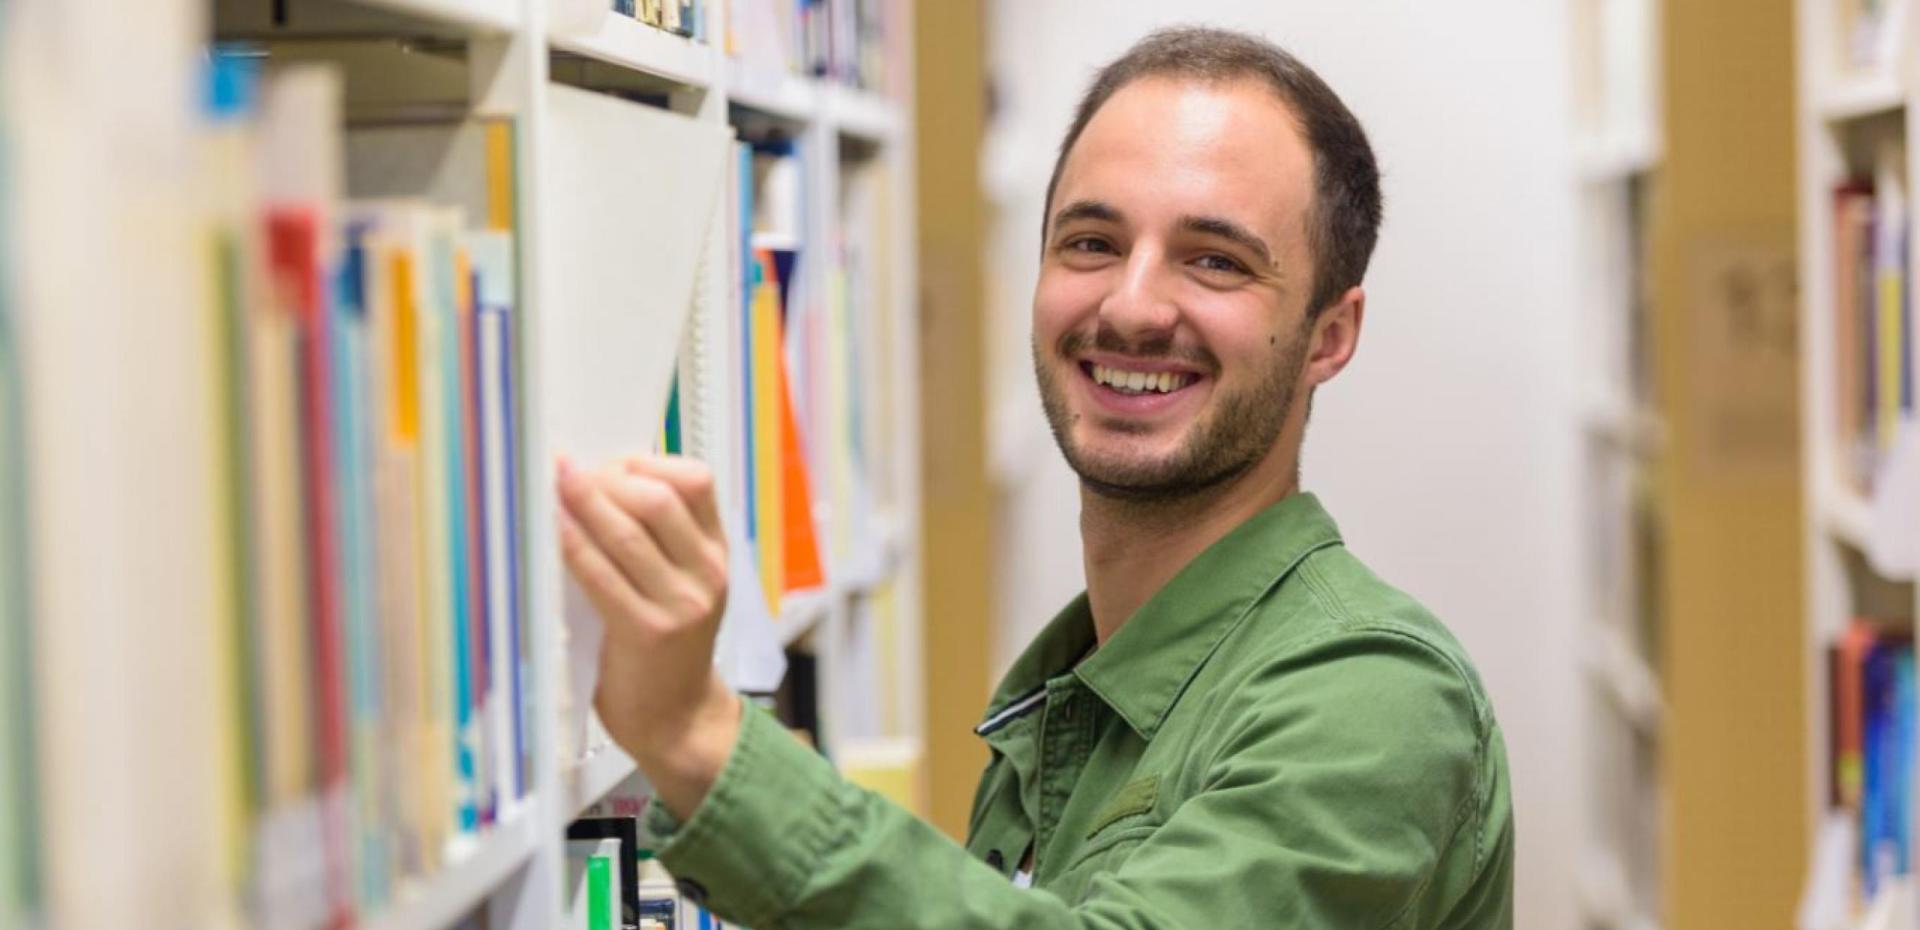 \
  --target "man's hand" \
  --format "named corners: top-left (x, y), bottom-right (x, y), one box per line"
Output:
top-left (557, 454), bottom-right (743, 820)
